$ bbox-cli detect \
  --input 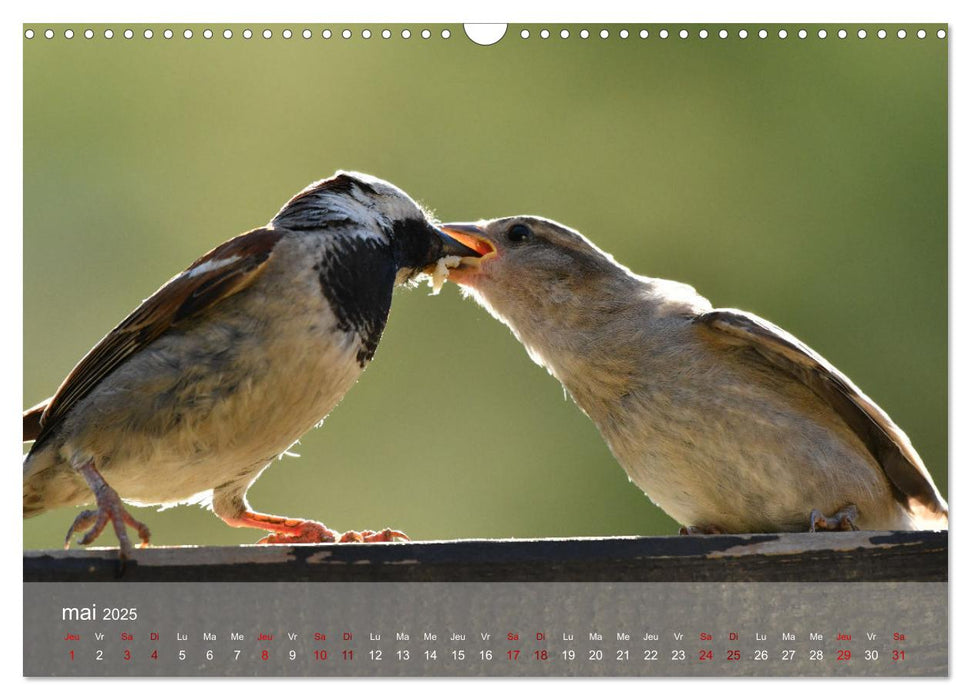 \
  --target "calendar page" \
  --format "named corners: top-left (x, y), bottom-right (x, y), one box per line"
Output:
top-left (22, 16), bottom-right (948, 678)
